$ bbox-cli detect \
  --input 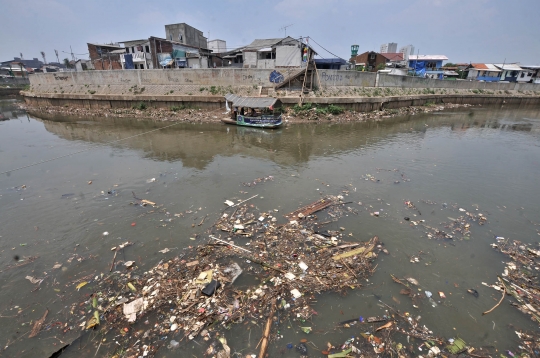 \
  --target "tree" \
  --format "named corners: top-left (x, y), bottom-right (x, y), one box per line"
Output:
top-left (63, 58), bottom-right (73, 68)
top-left (376, 63), bottom-right (386, 71)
